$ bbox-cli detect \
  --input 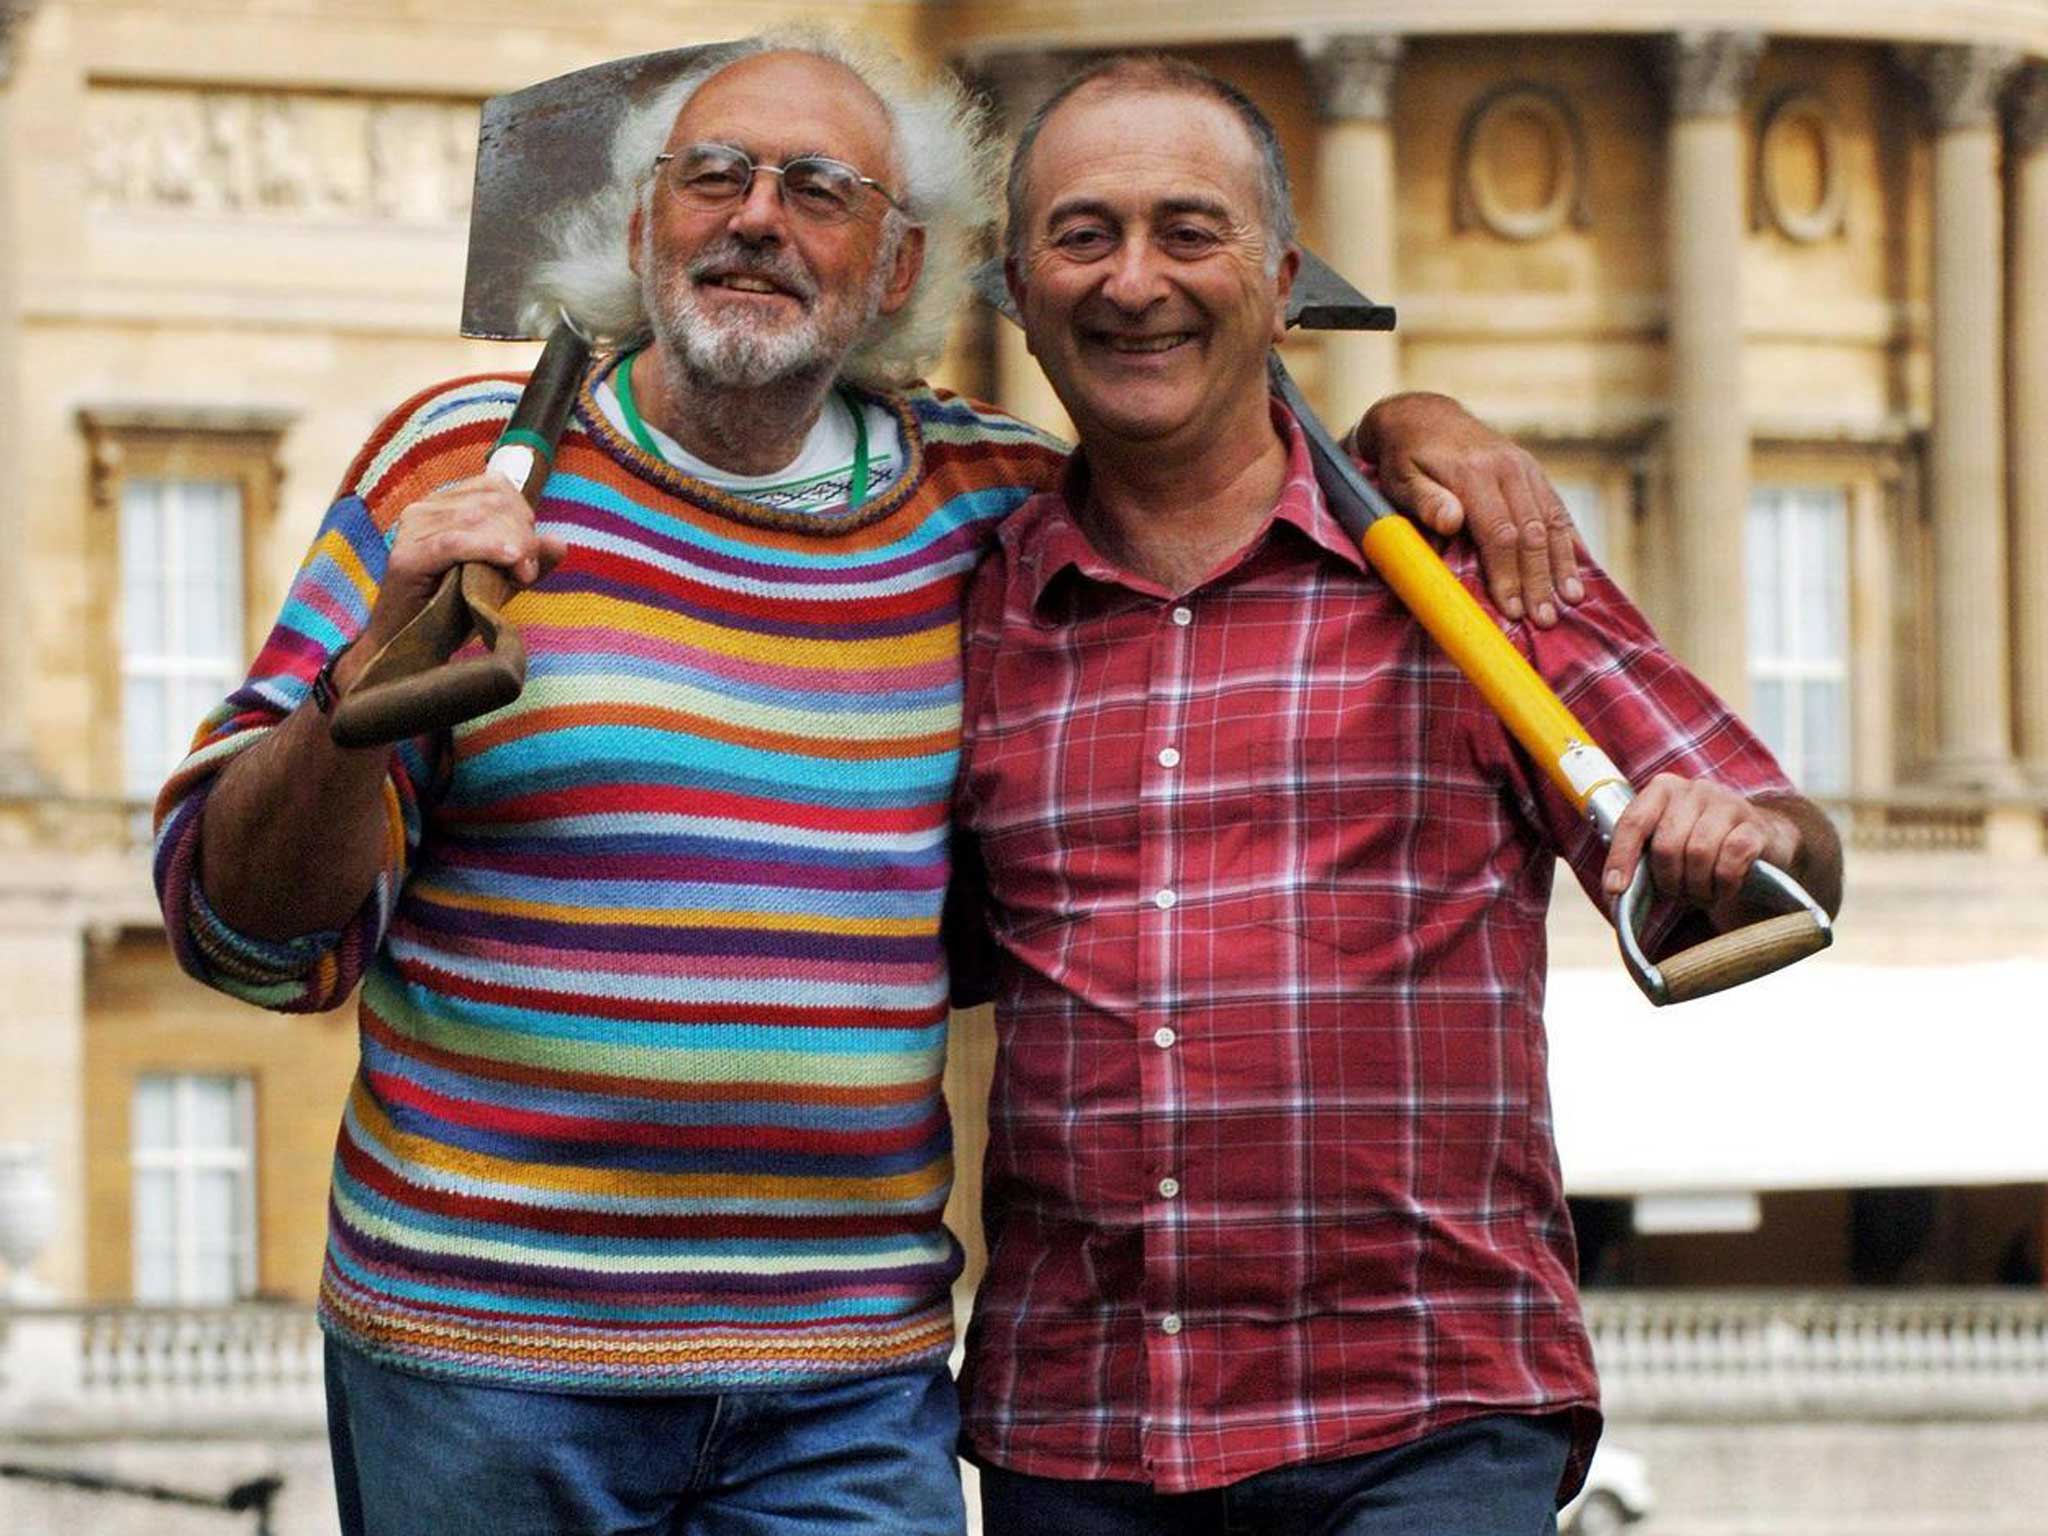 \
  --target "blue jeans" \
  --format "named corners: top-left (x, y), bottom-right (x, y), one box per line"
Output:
top-left (977, 1414), bottom-right (1572, 1536)
top-left (325, 1339), bottom-right (967, 1536)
